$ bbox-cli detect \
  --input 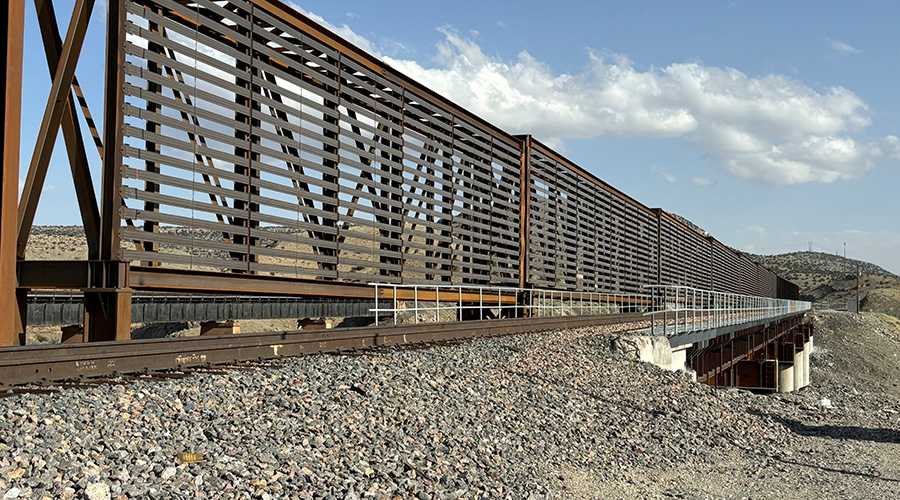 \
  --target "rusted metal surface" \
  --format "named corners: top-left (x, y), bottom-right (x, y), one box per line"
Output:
top-left (0, 313), bottom-right (644, 386)
top-left (118, 0), bottom-right (522, 286)
top-left (33, 0), bottom-right (101, 258)
top-left (128, 265), bottom-right (378, 297)
top-left (101, 0), bottom-right (128, 263)
top-left (79, 0), bottom-right (132, 341)
top-left (688, 314), bottom-right (810, 387)
top-left (1, 0), bottom-right (25, 347)
top-left (516, 135), bottom-right (532, 290)
top-left (3, 0), bottom-right (802, 357)
top-left (527, 139), bottom-right (658, 294)
top-left (10, 0), bottom-right (800, 304)
top-left (17, 0), bottom-right (96, 258)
